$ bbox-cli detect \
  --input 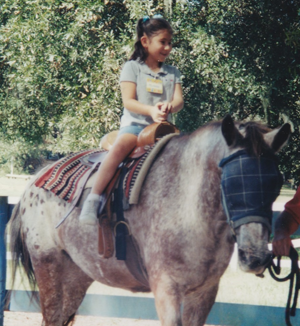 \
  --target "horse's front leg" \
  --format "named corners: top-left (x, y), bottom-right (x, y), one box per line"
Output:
top-left (151, 274), bottom-right (183, 326)
top-left (182, 282), bottom-right (219, 326)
